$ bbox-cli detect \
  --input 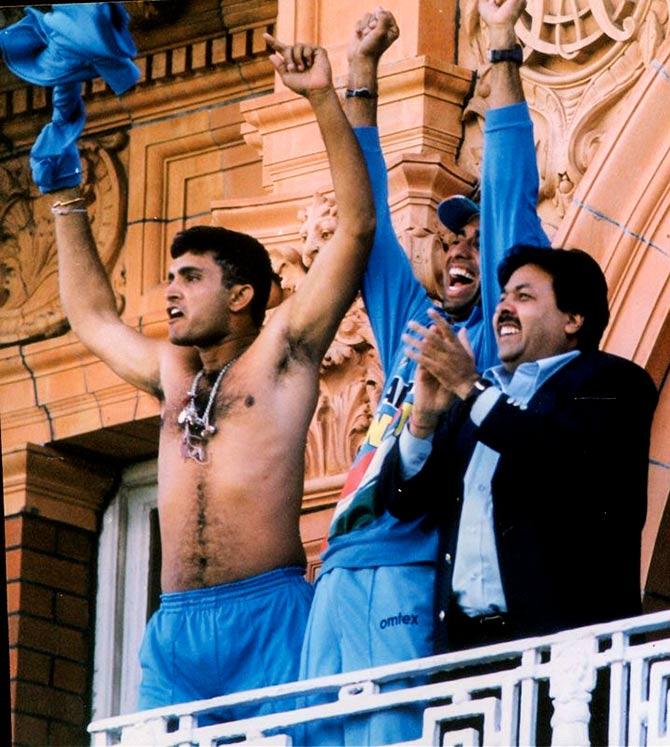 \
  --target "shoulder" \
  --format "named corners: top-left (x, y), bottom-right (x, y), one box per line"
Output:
top-left (569, 350), bottom-right (658, 402)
